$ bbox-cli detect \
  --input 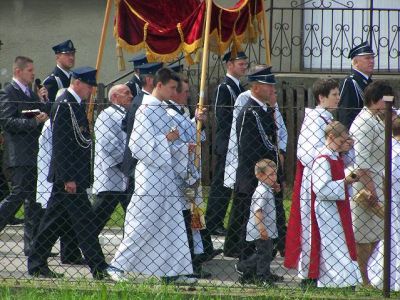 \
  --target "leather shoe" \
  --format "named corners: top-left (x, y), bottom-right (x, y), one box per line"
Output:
top-left (193, 249), bottom-right (223, 264)
top-left (8, 217), bottom-right (24, 225)
top-left (191, 265), bottom-right (212, 279)
top-left (29, 268), bottom-right (64, 279)
top-left (209, 226), bottom-right (227, 236)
